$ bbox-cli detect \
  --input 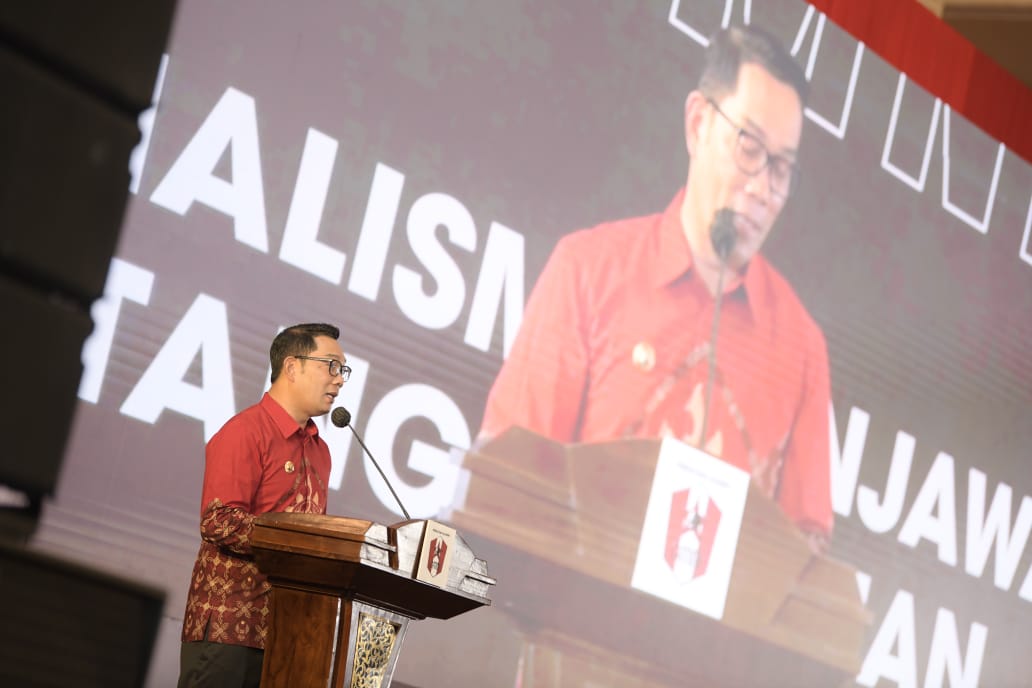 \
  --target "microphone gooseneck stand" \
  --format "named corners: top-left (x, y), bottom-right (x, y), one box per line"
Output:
top-left (698, 209), bottom-right (737, 450)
